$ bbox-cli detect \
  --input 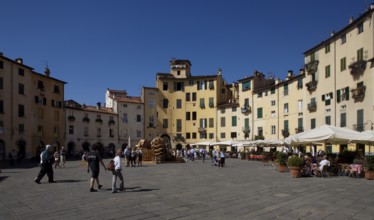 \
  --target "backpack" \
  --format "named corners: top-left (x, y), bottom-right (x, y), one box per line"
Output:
top-left (107, 160), bottom-right (115, 171)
